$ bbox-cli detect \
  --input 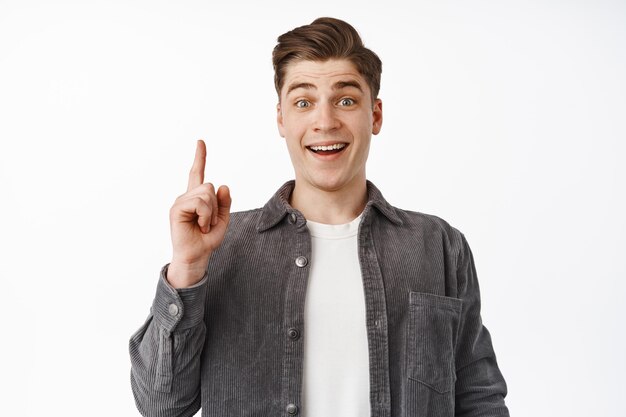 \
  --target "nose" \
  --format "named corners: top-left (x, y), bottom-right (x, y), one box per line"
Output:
top-left (313, 102), bottom-right (341, 133)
